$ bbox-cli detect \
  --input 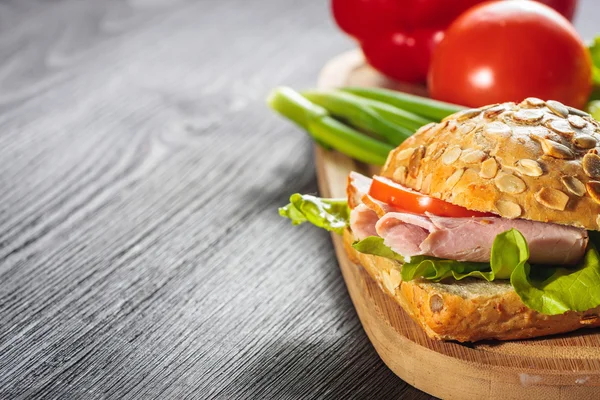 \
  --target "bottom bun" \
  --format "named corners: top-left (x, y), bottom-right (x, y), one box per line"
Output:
top-left (342, 229), bottom-right (600, 342)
